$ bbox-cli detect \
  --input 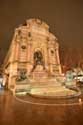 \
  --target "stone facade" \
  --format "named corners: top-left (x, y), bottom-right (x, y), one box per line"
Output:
top-left (3, 18), bottom-right (61, 92)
